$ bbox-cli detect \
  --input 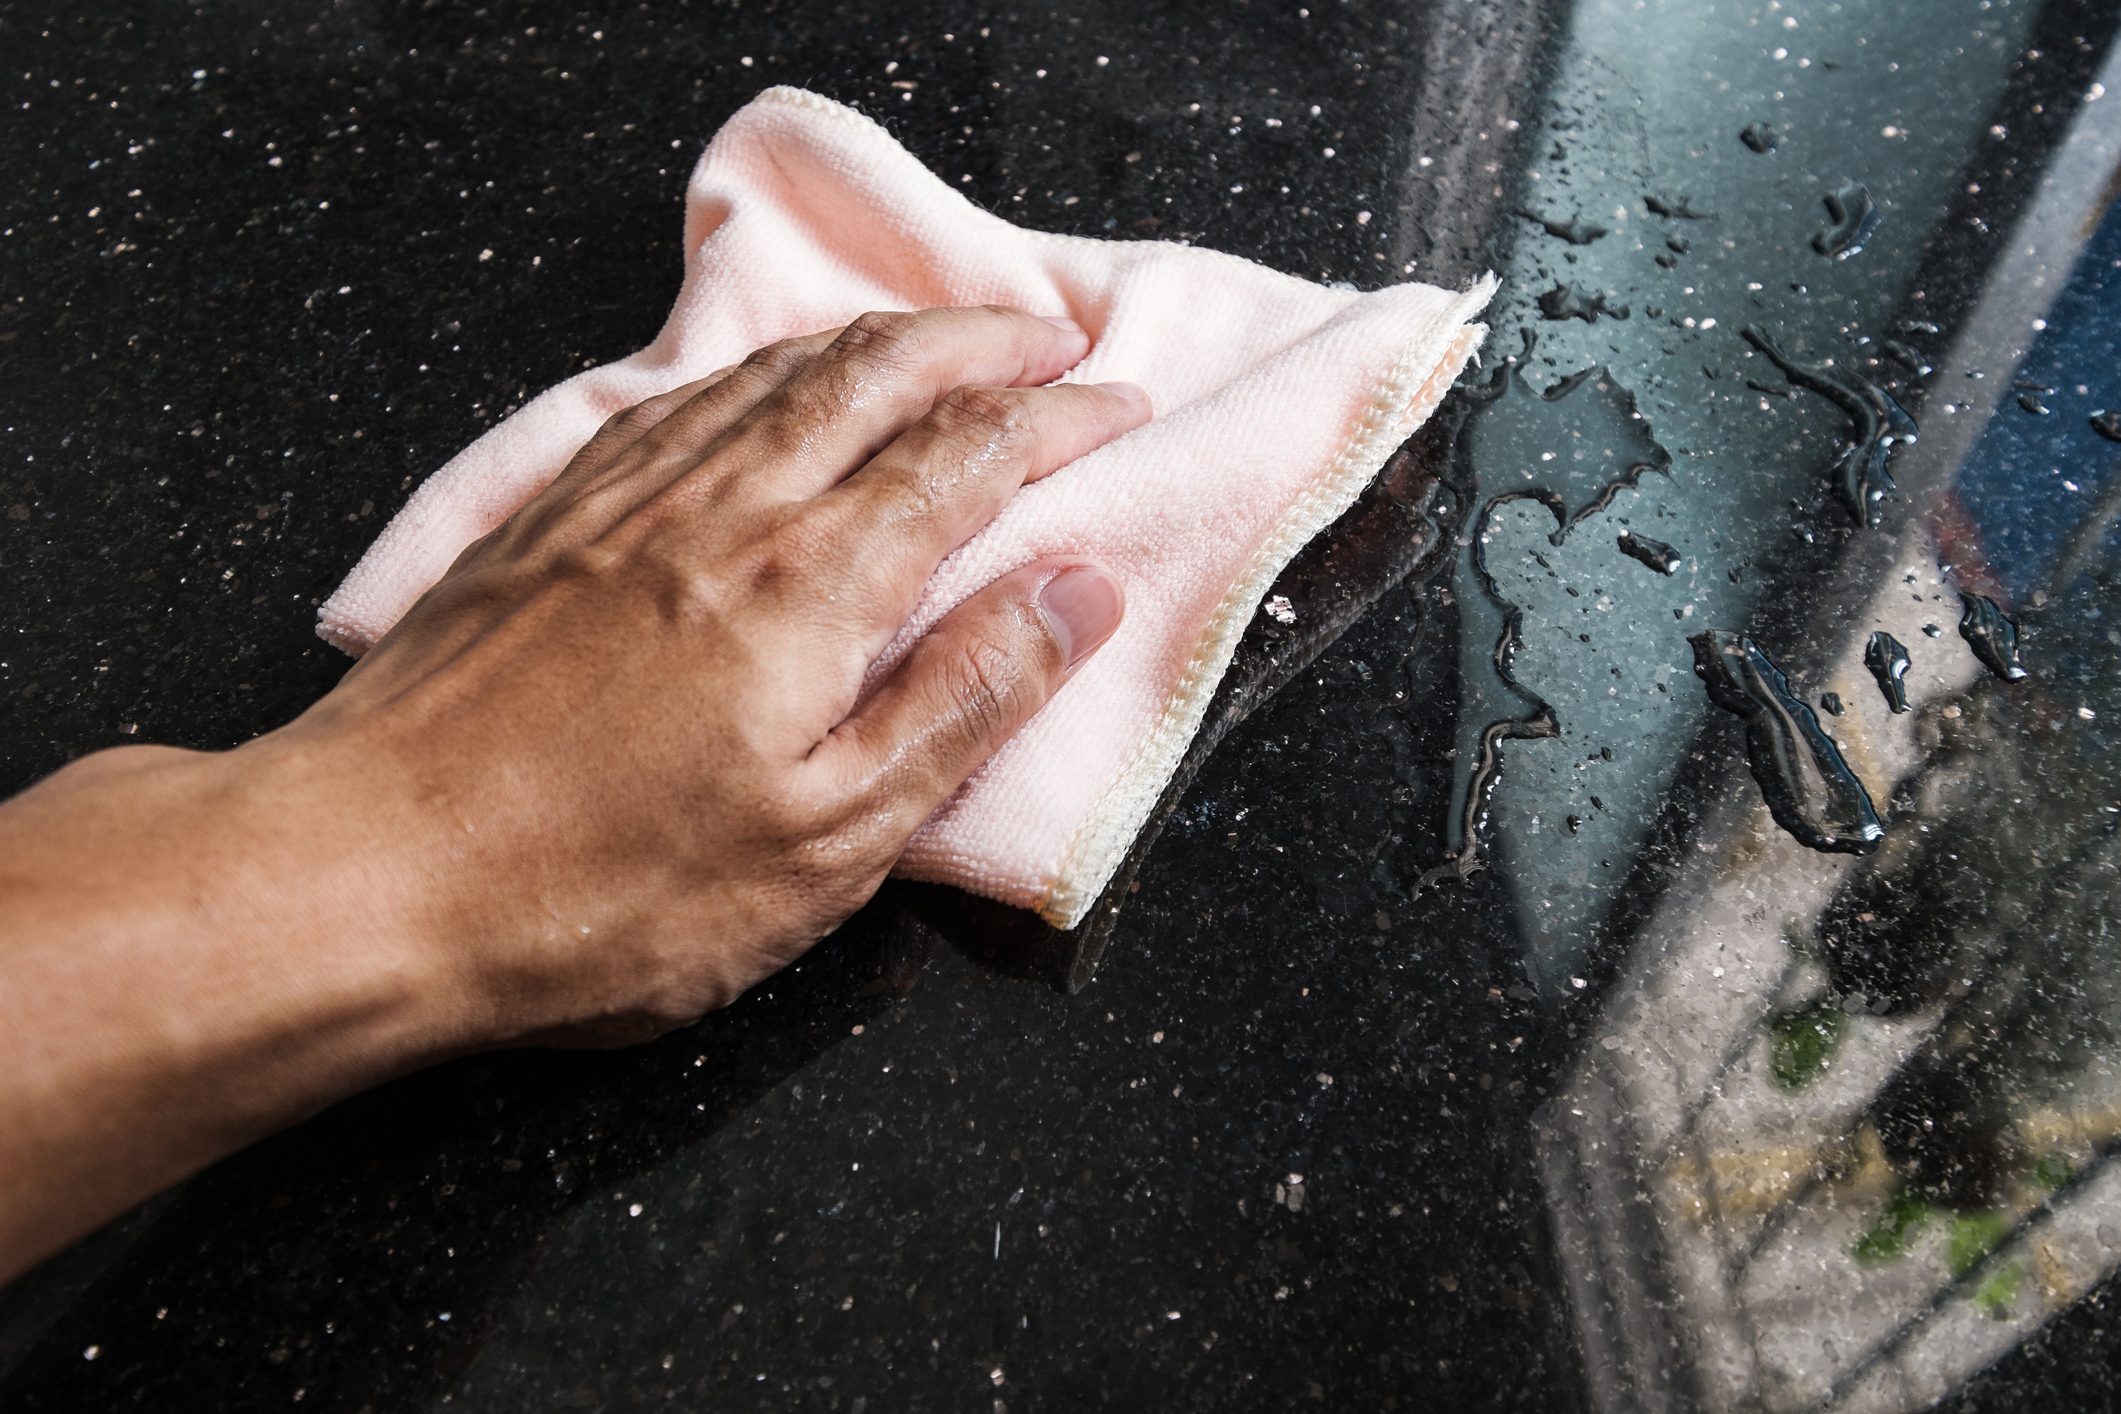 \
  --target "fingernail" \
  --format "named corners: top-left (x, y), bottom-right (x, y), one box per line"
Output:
top-left (1039, 566), bottom-right (1125, 671)
top-left (1095, 379), bottom-right (1151, 411)
top-left (1040, 313), bottom-right (1086, 337)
